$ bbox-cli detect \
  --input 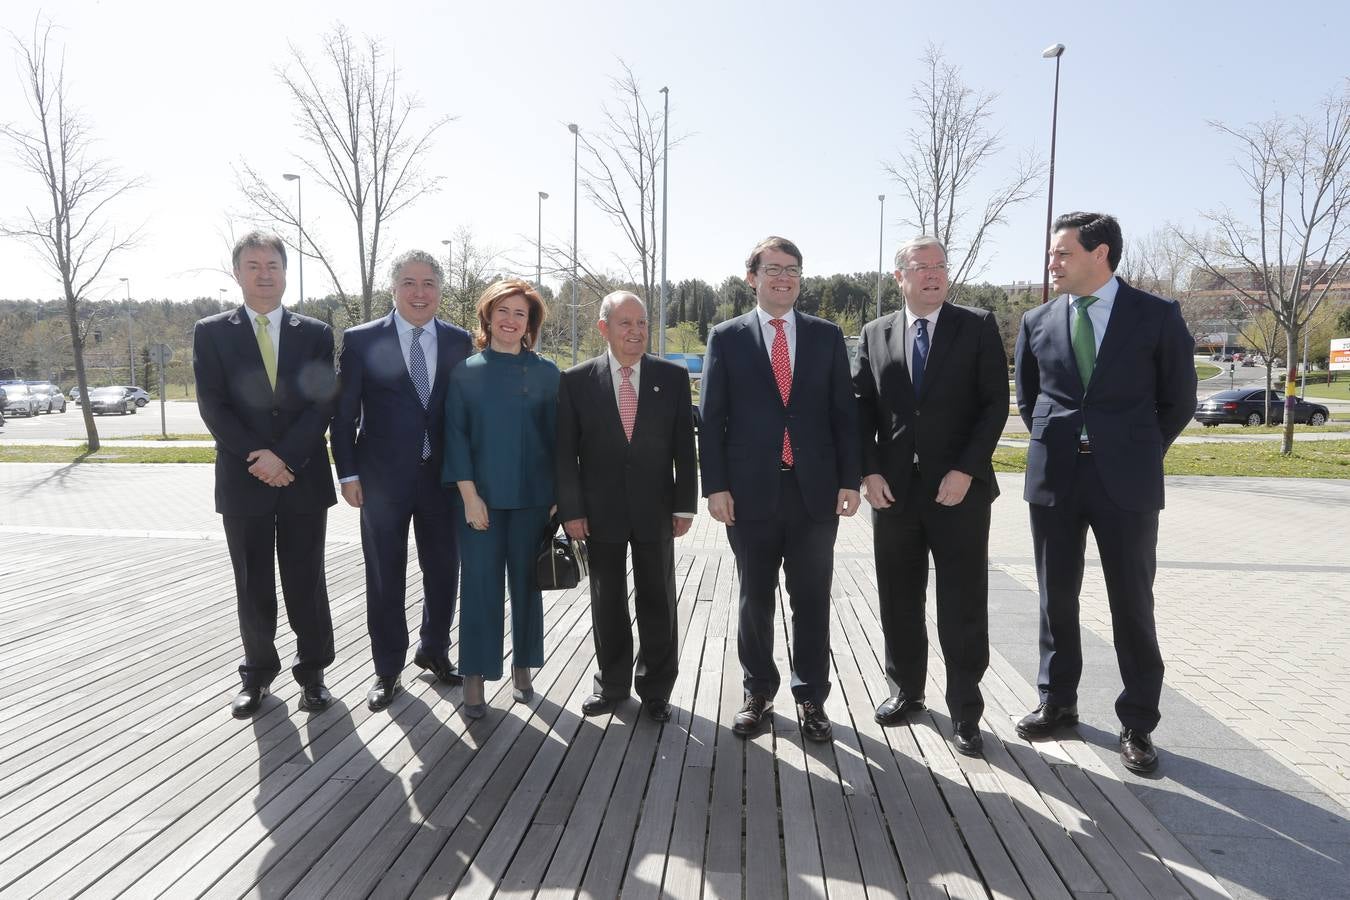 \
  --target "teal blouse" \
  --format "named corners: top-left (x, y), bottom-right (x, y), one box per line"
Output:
top-left (443, 348), bottom-right (560, 509)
